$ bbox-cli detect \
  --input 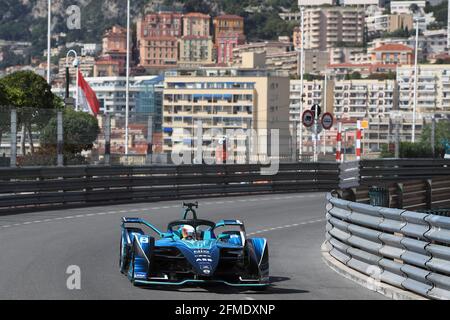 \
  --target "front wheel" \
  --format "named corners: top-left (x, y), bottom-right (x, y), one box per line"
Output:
top-left (119, 237), bottom-right (128, 274)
